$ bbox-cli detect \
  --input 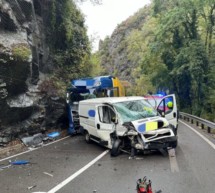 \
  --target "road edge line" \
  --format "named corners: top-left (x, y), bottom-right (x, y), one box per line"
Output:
top-left (179, 120), bottom-right (215, 150)
top-left (0, 136), bottom-right (70, 162)
top-left (168, 148), bottom-right (179, 173)
top-left (47, 150), bottom-right (109, 193)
